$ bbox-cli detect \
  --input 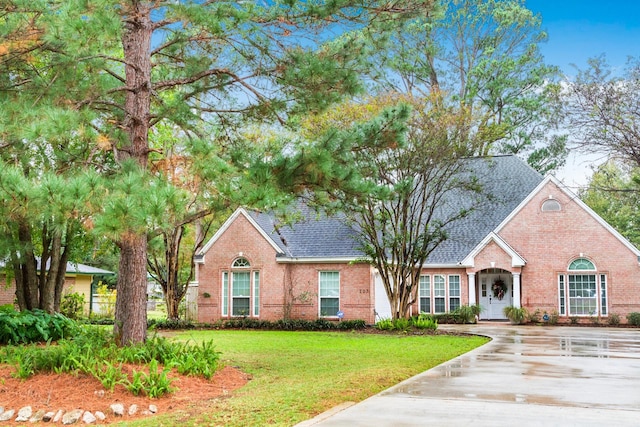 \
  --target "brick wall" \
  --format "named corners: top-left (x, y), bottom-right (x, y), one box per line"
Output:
top-left (196, 213), bottom-right (376, 324)
top-left (0, 276), bottom-right (15, 306)
top-left (499, 180), bottom-right (640, 322)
